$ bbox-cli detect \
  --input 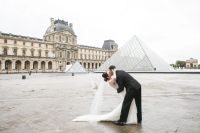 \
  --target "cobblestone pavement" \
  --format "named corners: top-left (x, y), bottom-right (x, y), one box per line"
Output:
top-left (0, 73), bottom-right (200, 133)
